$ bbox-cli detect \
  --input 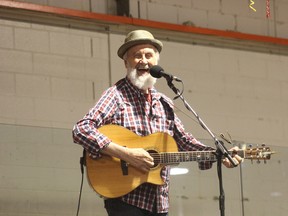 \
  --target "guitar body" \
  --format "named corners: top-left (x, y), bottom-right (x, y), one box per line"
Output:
top-left (85, 124), bottom-right (178, 198)
top-left (85, 125), bottom-right (274, 198)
